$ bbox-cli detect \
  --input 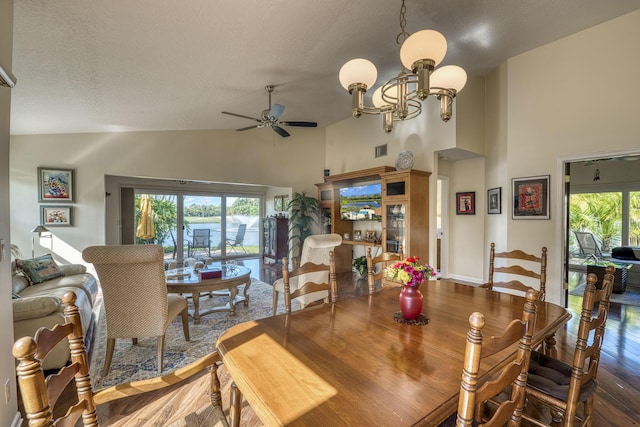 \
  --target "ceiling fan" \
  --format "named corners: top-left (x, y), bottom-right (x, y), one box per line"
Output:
top-left (222, 85), bottom-right (317, 137)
